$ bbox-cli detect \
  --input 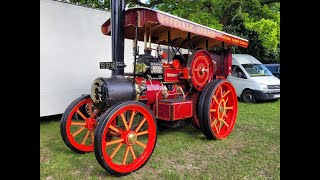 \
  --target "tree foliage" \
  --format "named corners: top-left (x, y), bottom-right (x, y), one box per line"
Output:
top-left (64, 0), bottom-right (280, 63)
